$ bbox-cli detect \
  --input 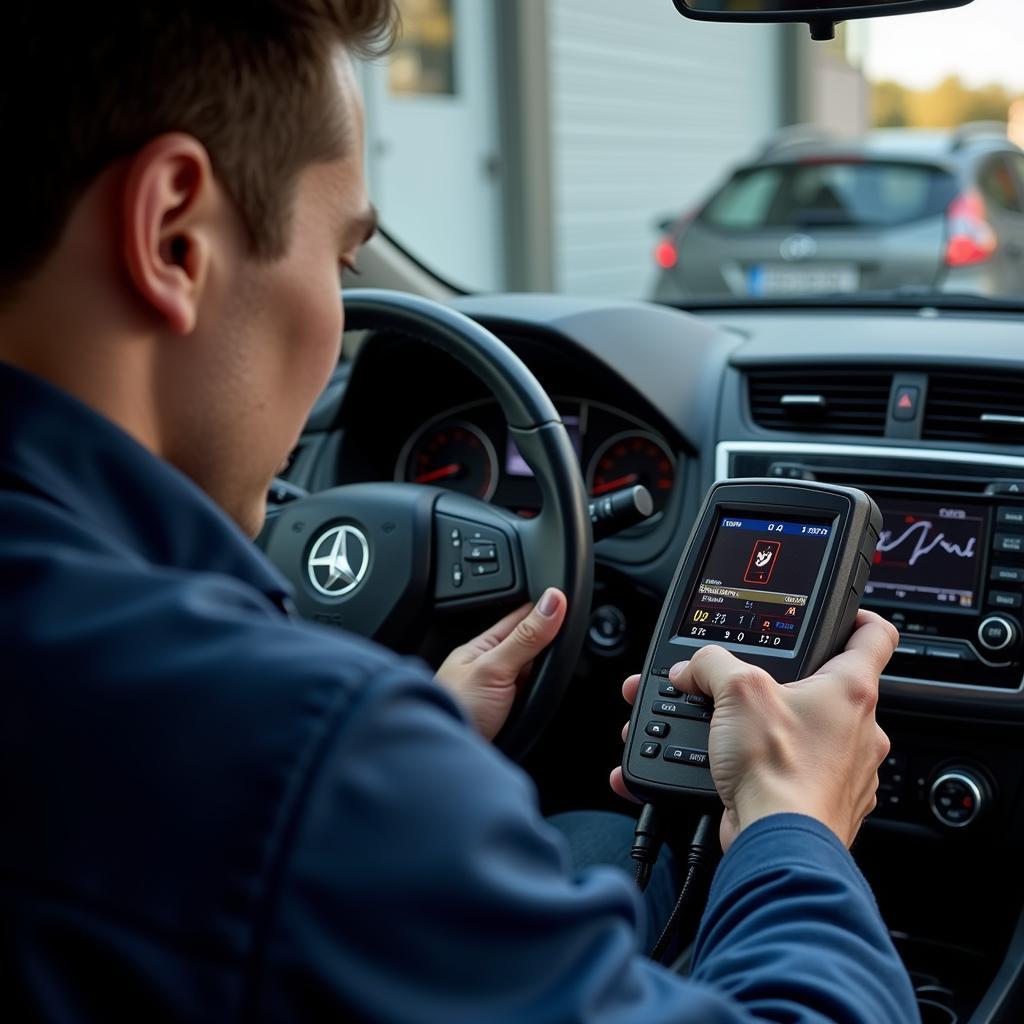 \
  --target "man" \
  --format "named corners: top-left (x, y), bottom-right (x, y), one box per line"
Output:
top-left (0, 3), bottom-right (917, 1021)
